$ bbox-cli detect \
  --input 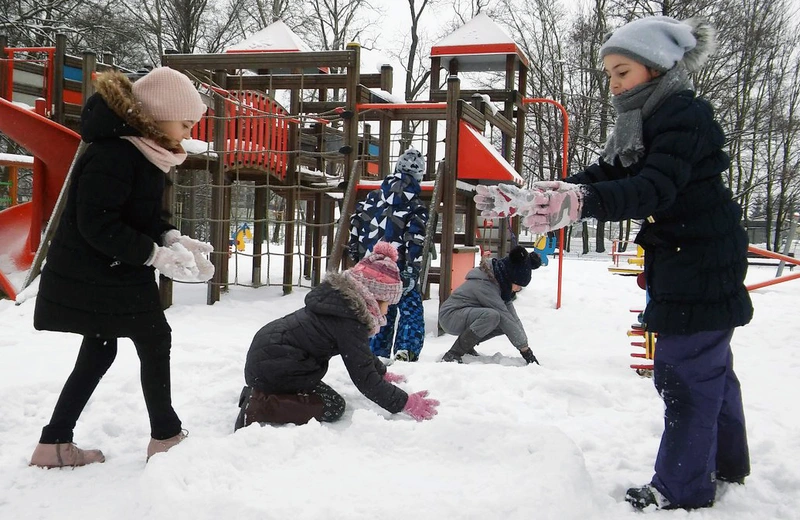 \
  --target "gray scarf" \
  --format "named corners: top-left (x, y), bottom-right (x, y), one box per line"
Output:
top-left (602, 64), bottom-right (694, 167)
